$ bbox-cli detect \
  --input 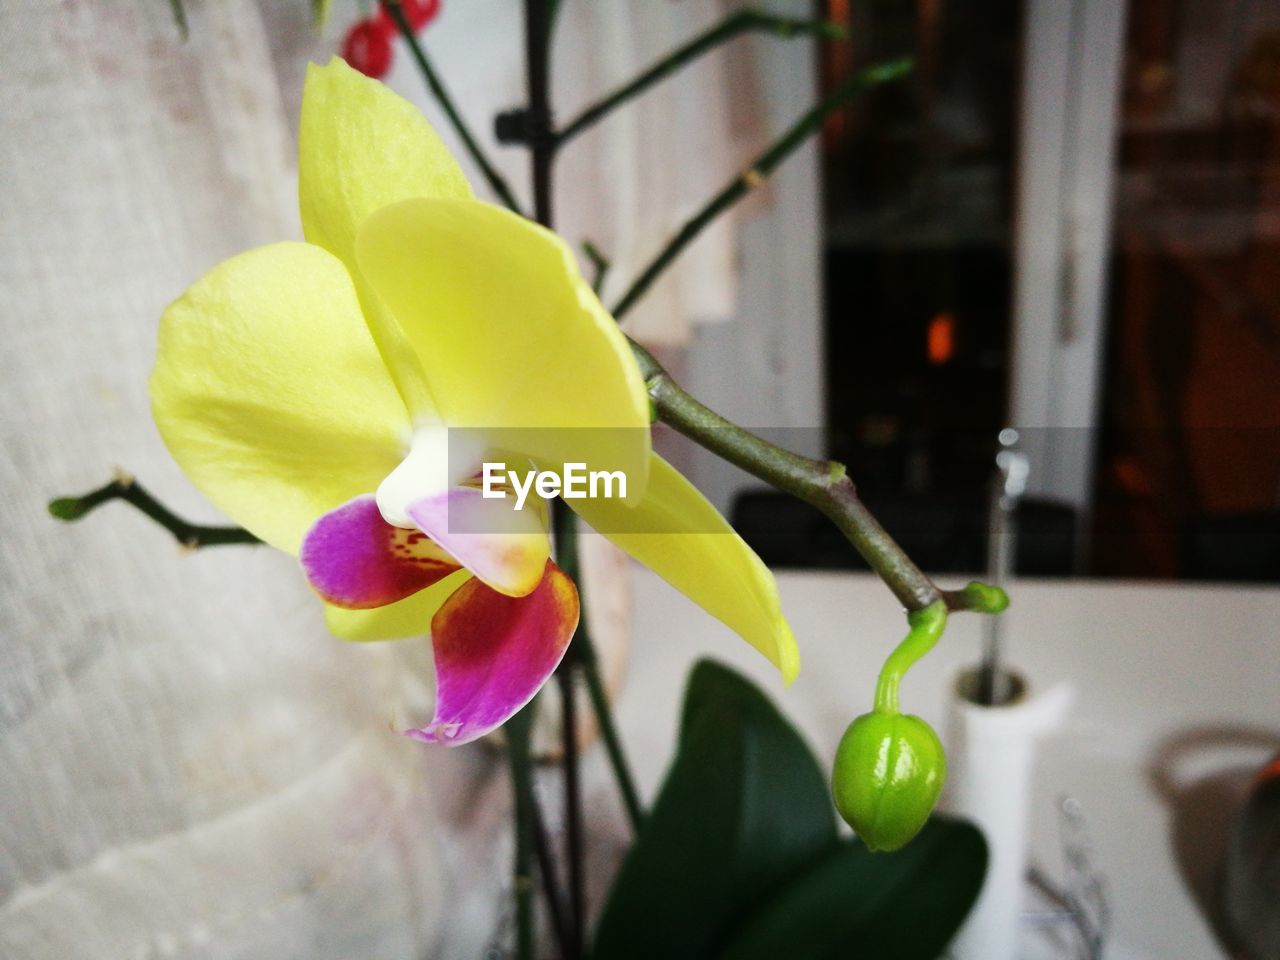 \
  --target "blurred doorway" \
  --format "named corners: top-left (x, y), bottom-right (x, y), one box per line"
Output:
top-left (1095, 0), bottom-right (1280, 578)
top-left (813, 0), bottom-right (1280, 580)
